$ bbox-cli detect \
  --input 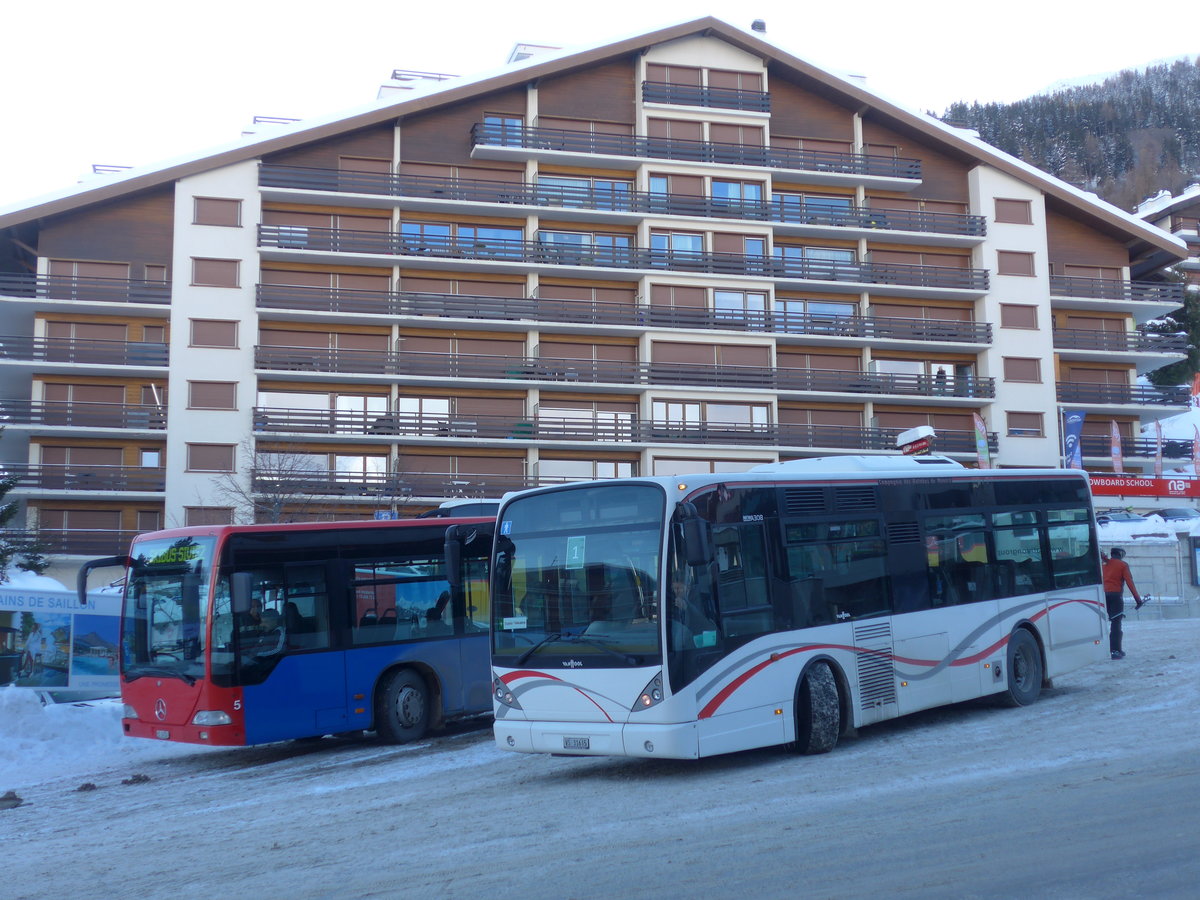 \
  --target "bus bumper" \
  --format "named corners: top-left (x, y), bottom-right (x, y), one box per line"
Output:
top-left (494, 719), bottom-right (699, 759)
